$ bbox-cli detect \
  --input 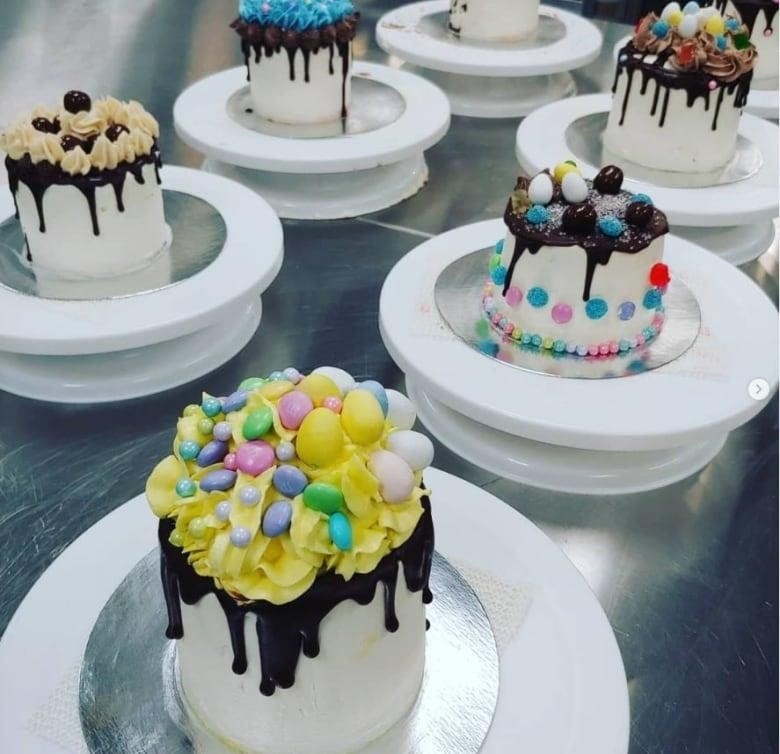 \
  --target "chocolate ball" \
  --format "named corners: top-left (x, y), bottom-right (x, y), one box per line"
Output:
top-left (562, 203), bottom-right (597, 233)
top-left (105, 123), bottom-right (129, 142)
top-left (60, 134), bottom-right (83, 151)
top-left (593, 165), bottom-right (624, 194)
top-left (31, 117), bottom-right (59, 134)
top-left (625, 201), bottom-right (653, 228)
top-left (63, 90), bottom-right (92, 114)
